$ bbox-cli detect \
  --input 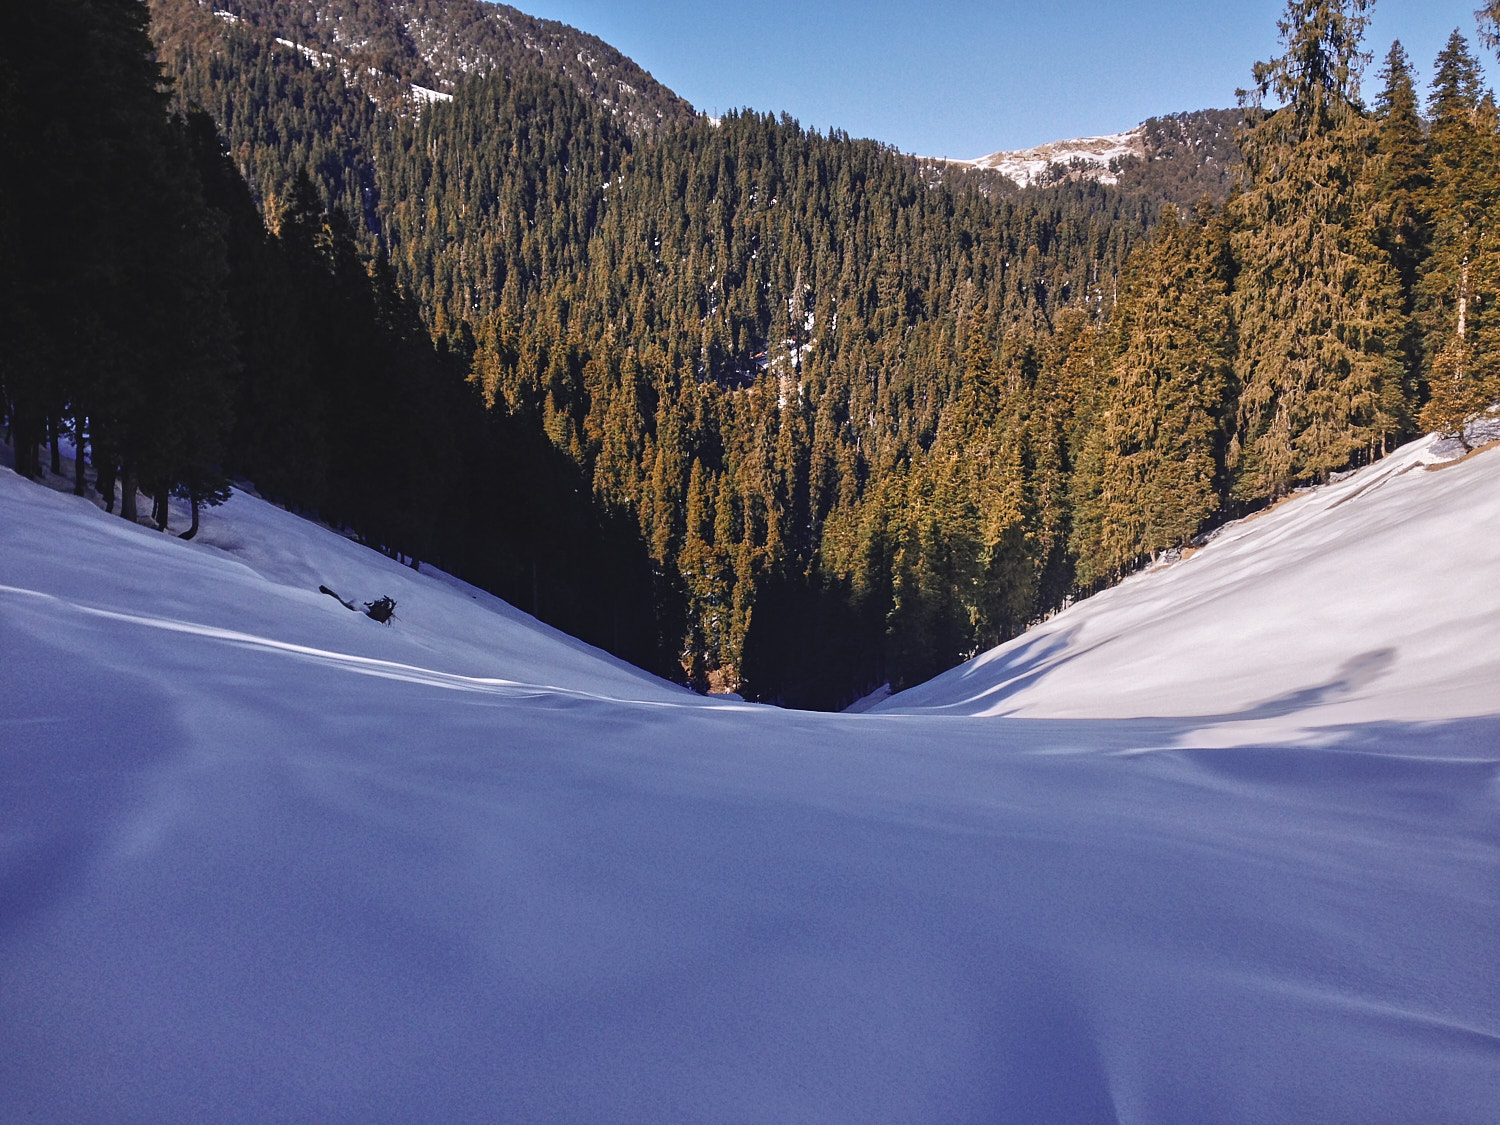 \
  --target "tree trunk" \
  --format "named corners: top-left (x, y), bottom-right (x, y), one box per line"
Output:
top-left (1457, 257), bottom-right (1473, 452)
top-left (1458, 255), bottom-right (1470, 341)
top-left (12, 414), bottom-right (42, 478)
top-left (48, 417), bottom-right (61, 475)
top-left (154, 484), bottom-right (170, 532)
top-left (179, 492), bottom-right (201, 540)
top-left (100, 460), bottom-right (117, 513)
top-left (73, 417), bottom-right (88, 496)
top-left (120, 464), bottom-right (138, 523)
